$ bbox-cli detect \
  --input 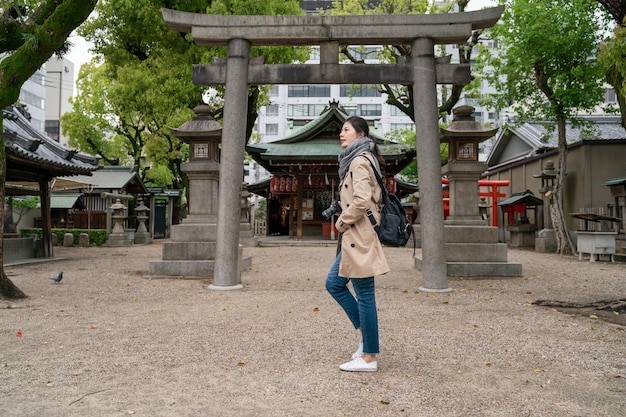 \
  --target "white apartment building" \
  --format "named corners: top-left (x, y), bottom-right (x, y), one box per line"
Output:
top-left (17, 68), bottom-right (47, 133)
top-left (44, 56), bottom-right (74, 145)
